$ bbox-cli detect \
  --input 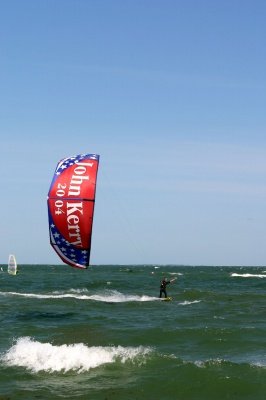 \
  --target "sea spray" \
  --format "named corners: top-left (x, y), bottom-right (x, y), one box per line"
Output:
top-left (2, 337), bottom-right (152, 373)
